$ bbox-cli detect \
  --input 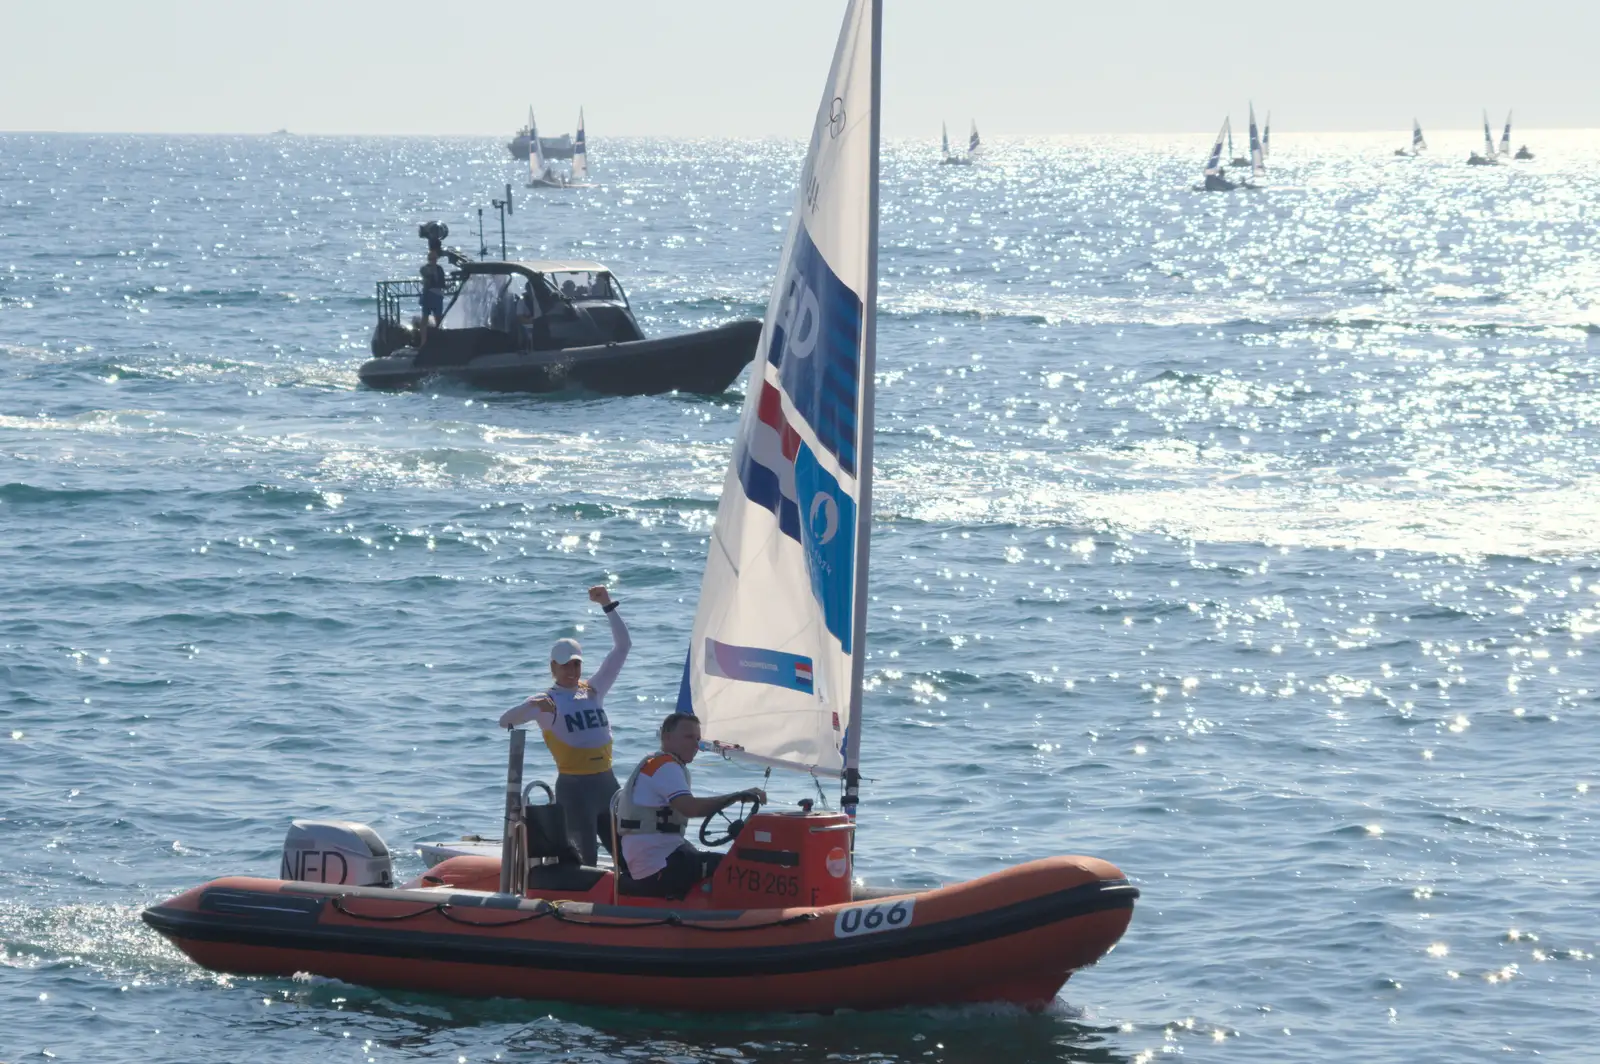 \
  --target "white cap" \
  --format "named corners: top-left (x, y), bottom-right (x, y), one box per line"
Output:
top-left (550, 638), bottom-right (582, 665)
